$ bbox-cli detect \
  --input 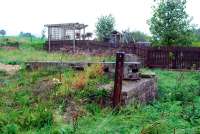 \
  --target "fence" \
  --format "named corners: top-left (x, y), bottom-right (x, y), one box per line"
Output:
top-left (44, 40), bottom-right (136, 55)
top-left (135, 45), bottom-right (200, 69)
top-left (44, 40), bottom-right (200, 69)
